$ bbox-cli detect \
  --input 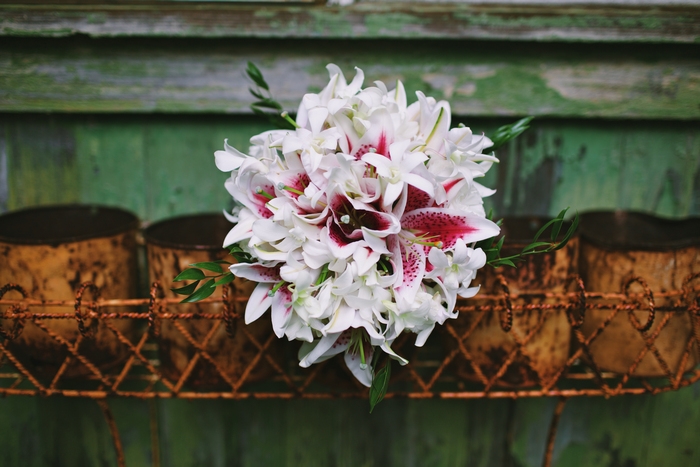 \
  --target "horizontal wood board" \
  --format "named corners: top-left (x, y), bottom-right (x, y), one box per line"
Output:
top-left (2, 114), bottom-right (698, 221)
top-left (1, 38), bottom-right (699, 118)
top-left (0, 388), bottom-right (699, 466)
top-left (1, 3), bottom-right (699, 43)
